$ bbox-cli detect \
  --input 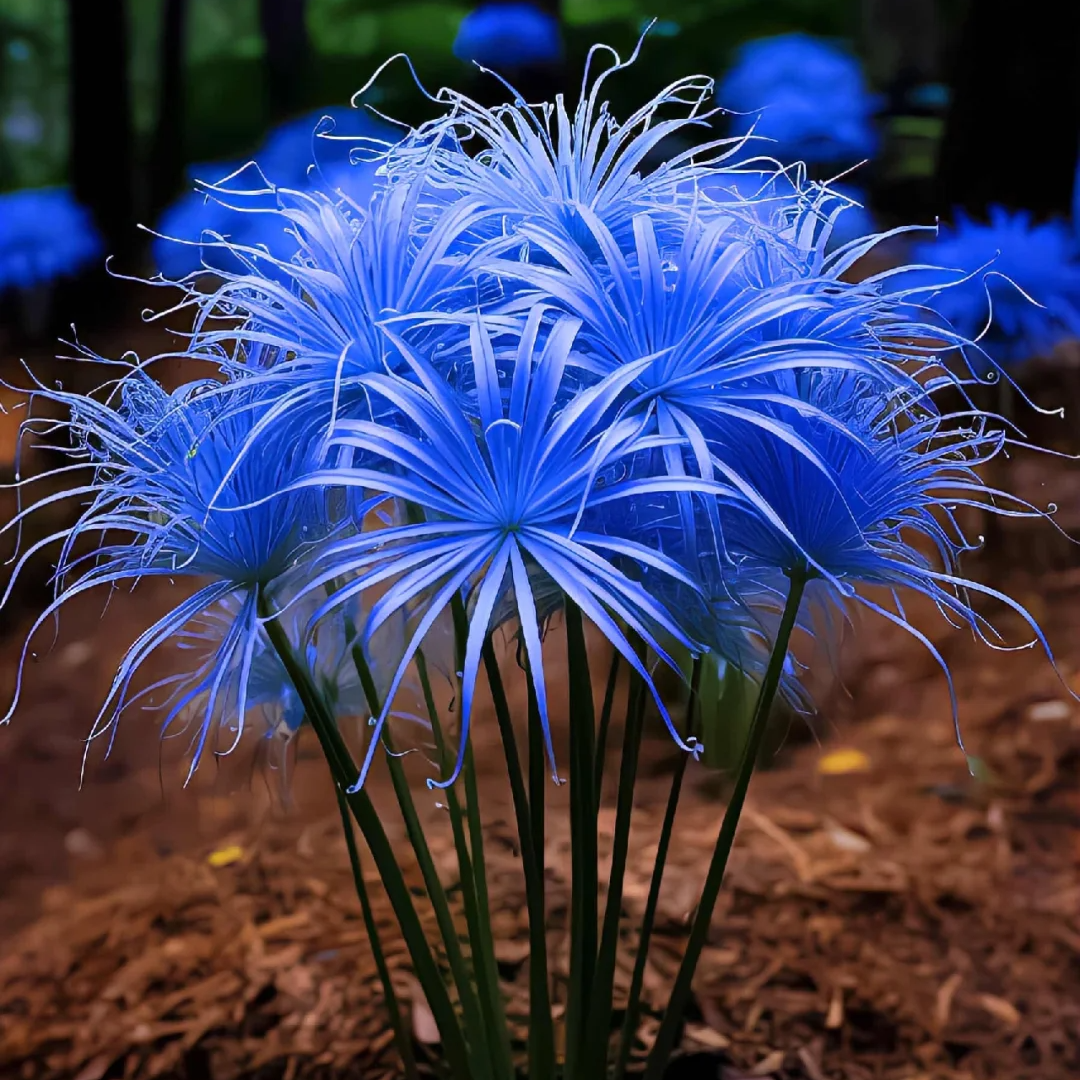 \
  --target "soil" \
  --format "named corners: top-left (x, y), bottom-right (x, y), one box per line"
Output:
top-left (0, 341), bottom-right (1078, 1080)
